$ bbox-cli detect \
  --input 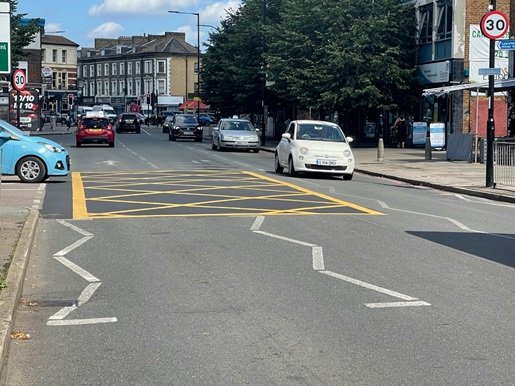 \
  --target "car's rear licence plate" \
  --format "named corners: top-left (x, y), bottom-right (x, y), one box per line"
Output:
top-left (316, 159), bottom-right (336, 166)
top-left (88, 129), bottom-right (102, 133)
top-left (236, 141), bottom-right (248, 145)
